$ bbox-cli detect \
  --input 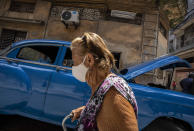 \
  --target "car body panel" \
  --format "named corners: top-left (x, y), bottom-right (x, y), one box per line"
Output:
top-left (0, 39), bottom-right (193, 130)
top-left (131, 83), bottom-right (194, 129)
top-left (0, 58), bottom-right (31, 110)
